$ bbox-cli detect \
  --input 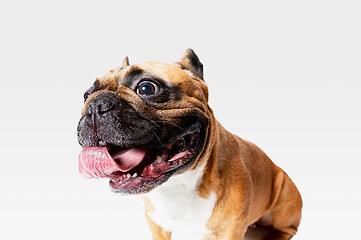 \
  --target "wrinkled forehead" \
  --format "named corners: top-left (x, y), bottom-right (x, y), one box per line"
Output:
top-left (135, 61), bottom-right (196, 84)
top-left (96, 61), bottom-right (196, 88)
